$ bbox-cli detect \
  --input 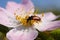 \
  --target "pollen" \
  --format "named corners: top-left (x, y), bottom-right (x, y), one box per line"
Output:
top-left (16, 15), bottom-right (21, 21)
top-left (15, 13), bottom-right (40, 27)
top-left (31, 20), bottom-right (35, 25)
top-left (15, 15), bottom-right (31, 26)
